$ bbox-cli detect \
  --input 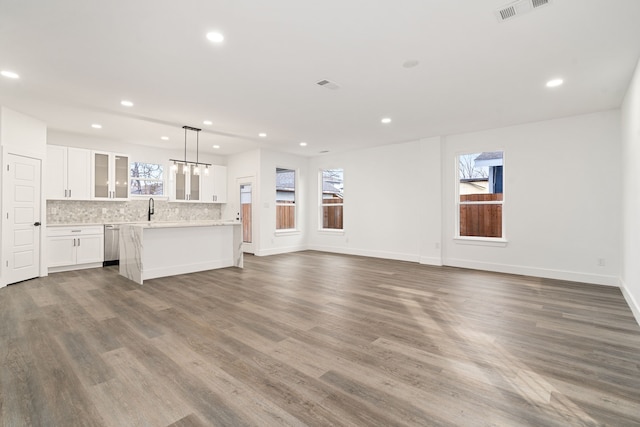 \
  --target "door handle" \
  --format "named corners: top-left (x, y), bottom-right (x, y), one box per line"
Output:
top-left (33, 221), bottom-right (41, 226)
